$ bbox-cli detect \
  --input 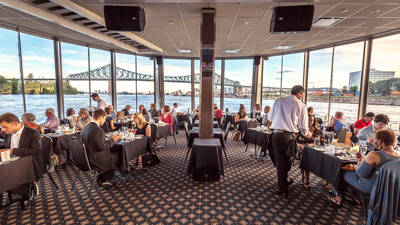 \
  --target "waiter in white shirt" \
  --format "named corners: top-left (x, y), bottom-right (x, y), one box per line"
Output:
top-left (269, 85), bottom-right (310, 198)
top-left (91, 93), bottom-right (107, 110)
